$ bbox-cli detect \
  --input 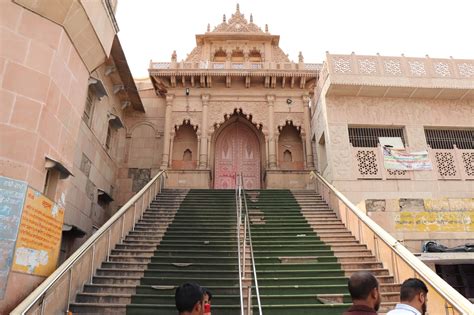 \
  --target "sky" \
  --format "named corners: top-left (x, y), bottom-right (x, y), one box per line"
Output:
top-left (115, 0), bottom-right (474, 78)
